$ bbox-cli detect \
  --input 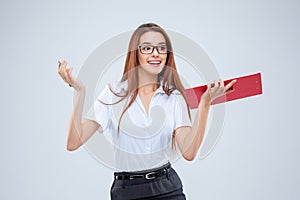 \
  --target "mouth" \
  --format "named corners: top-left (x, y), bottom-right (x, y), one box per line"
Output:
top-left (147, 60), bottom-right (161, 66)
